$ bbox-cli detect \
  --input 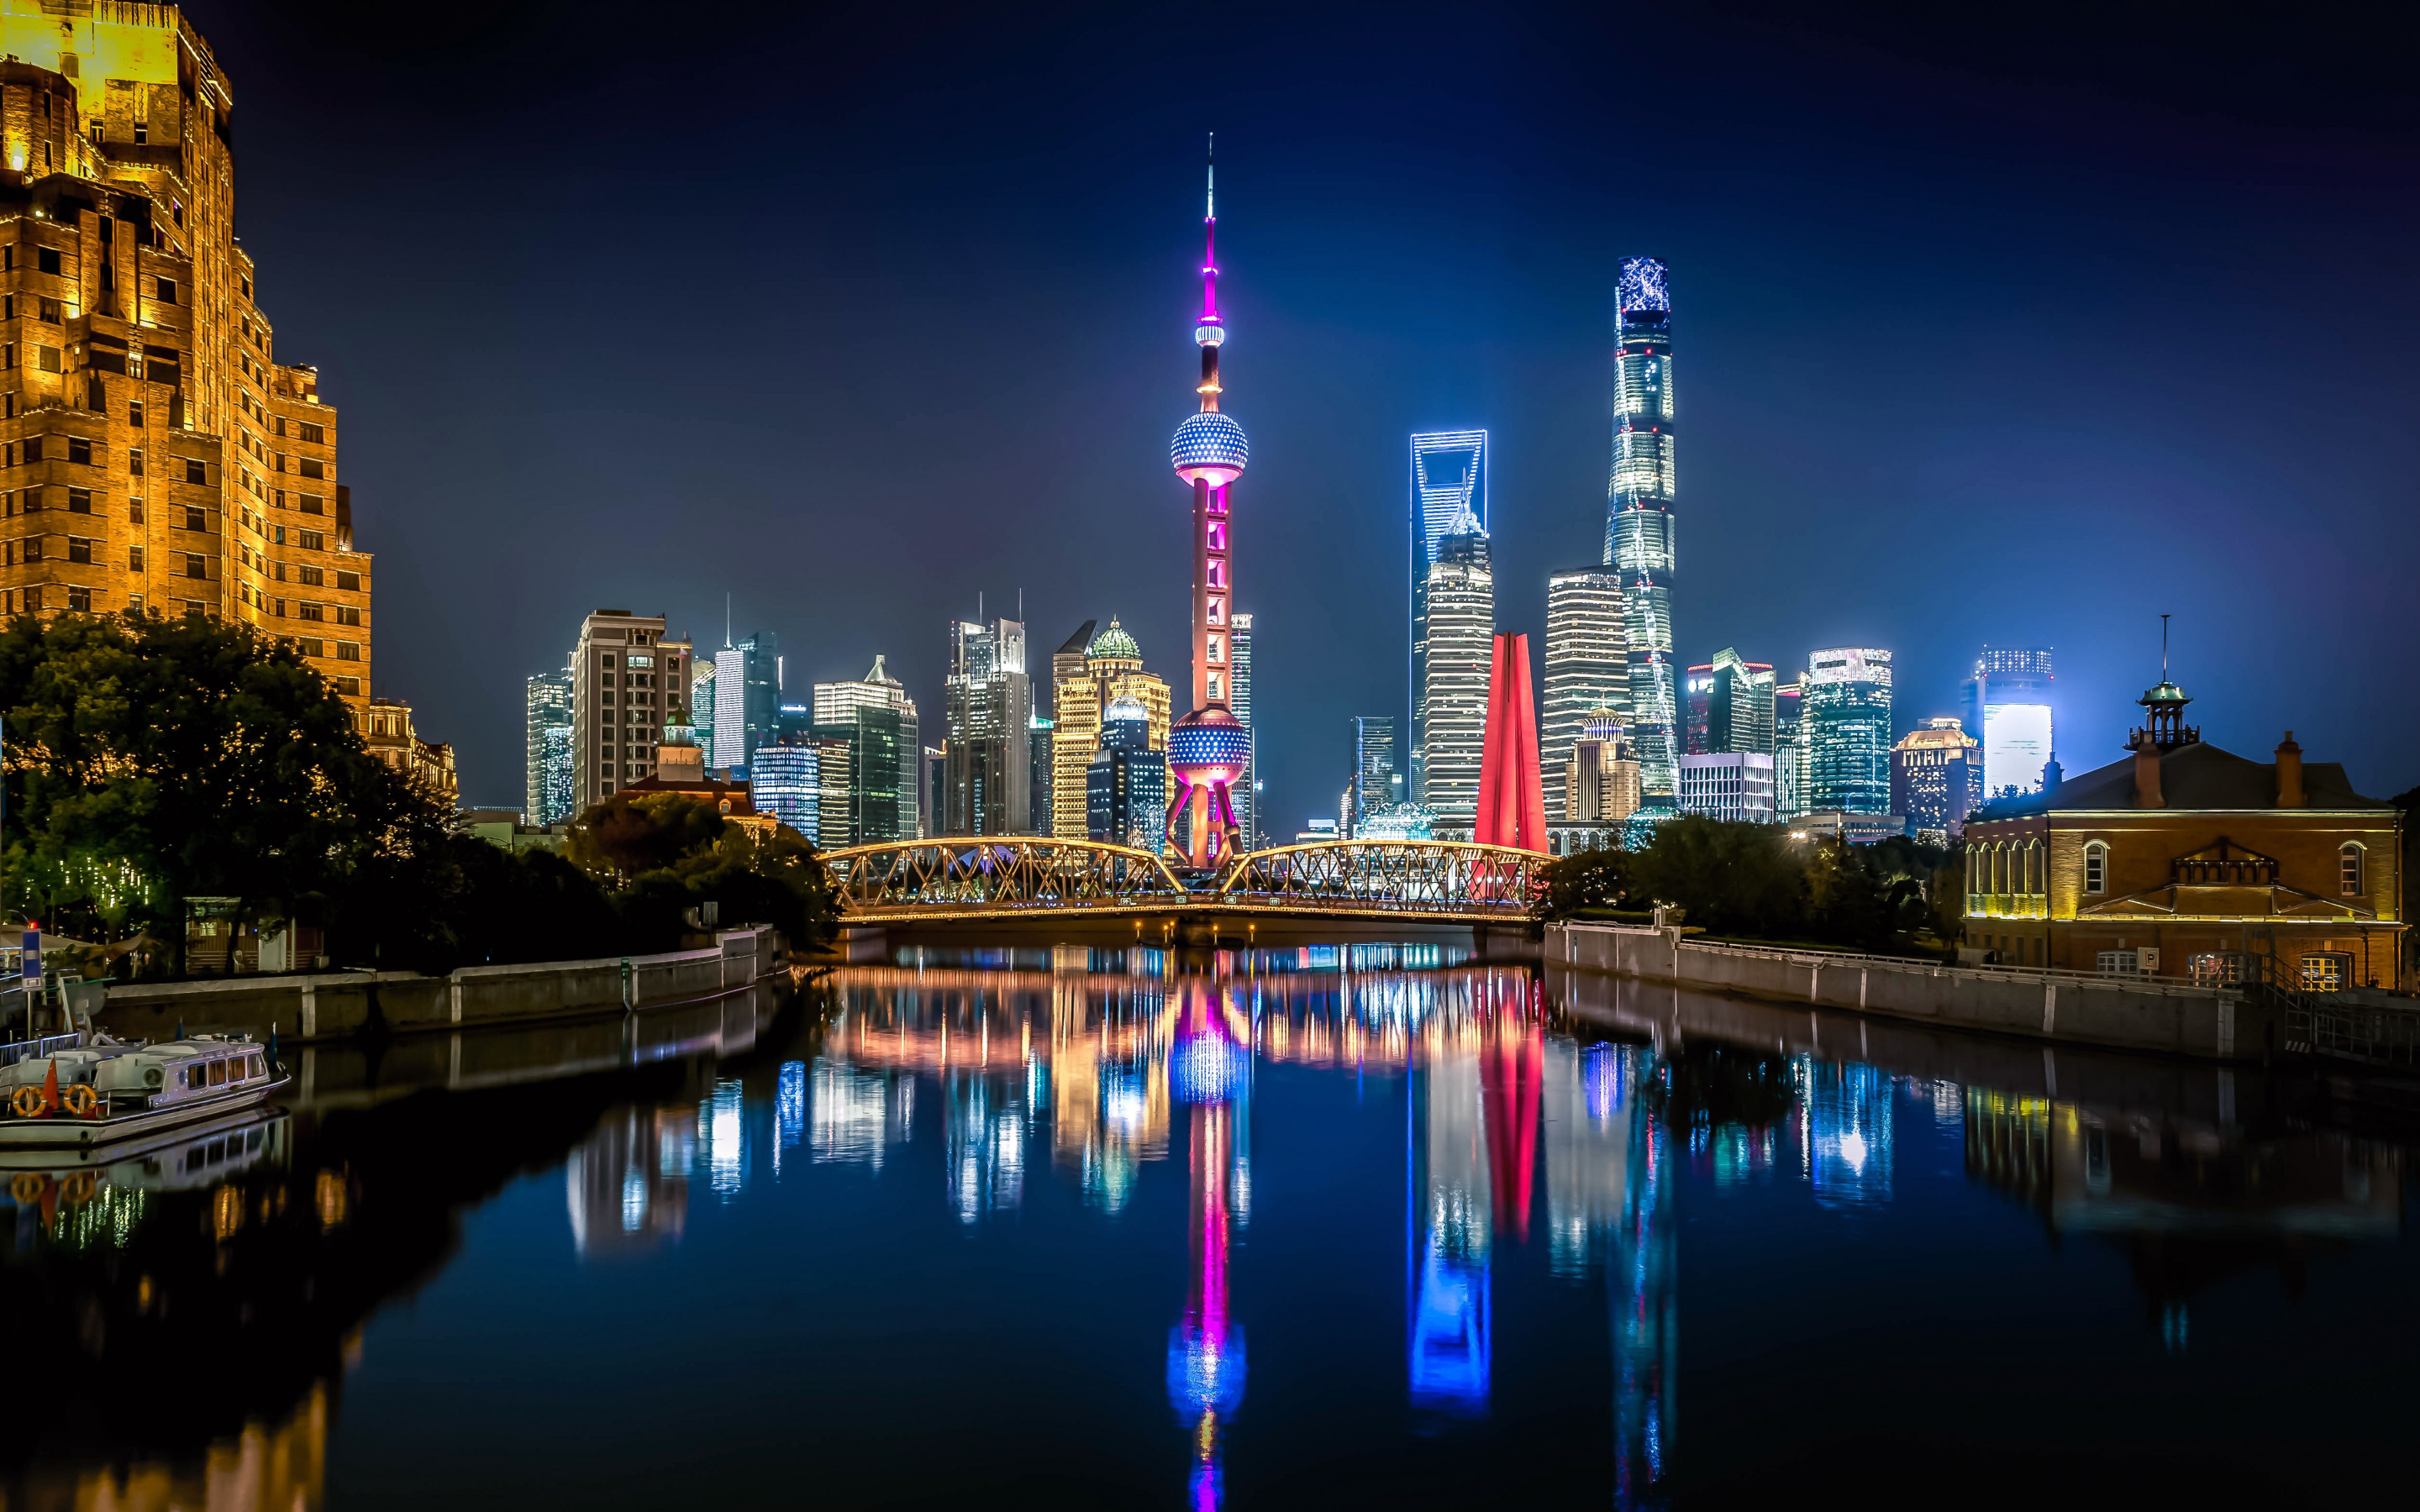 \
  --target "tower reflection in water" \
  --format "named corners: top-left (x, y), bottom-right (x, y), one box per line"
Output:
top-left (1166, 978), bottom-right (1252, 1510)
